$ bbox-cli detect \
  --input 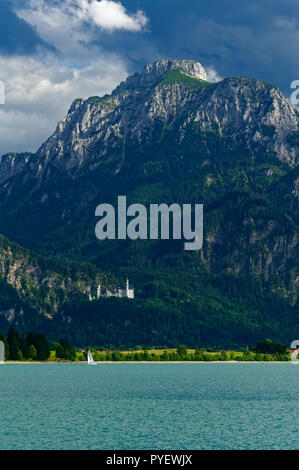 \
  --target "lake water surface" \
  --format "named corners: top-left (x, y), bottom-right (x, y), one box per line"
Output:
top-left (0, 363), bottom-right (298, 450)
